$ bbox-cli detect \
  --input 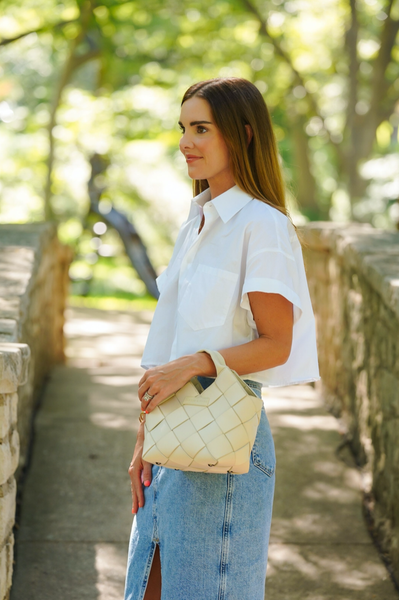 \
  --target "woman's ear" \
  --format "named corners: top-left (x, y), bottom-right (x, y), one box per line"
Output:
top-left (245, 124), bottom-right (253, 146)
